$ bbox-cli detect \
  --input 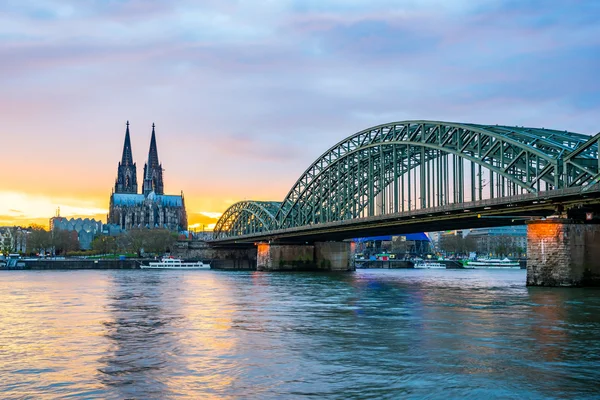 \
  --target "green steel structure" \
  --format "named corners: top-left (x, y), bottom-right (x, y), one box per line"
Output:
top-left (213, 121), bottom-right (599, 240)
top-left (214, 201), bottom-right (281, 238)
